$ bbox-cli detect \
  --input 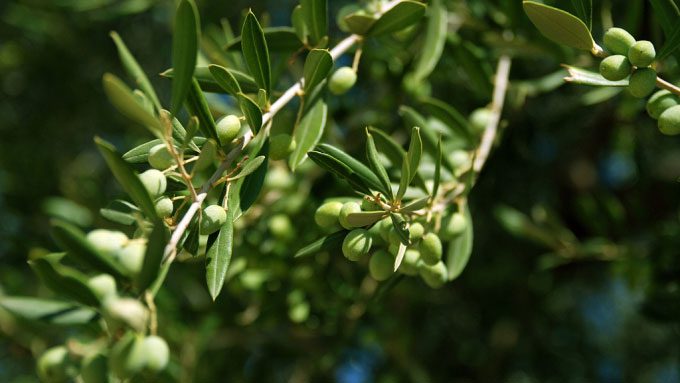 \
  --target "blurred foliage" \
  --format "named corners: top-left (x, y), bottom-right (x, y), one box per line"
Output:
top-left (1, 0), bottom-right (680, 382)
